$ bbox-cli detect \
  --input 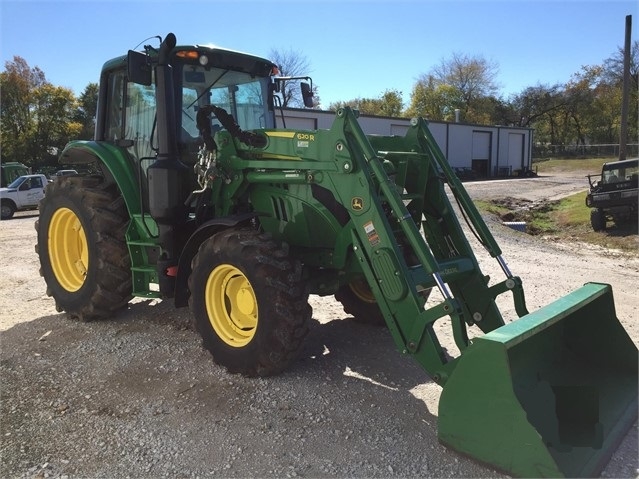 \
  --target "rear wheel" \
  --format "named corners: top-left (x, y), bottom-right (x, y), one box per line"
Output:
top-left (336, 277), bottom-right (431, 326)
top-left (35, 176), bottom-right (132, 320)
top-left (189, 227), bottom-right (311, 376)
top-left (336, 278), bottom-right (386, 325)
top-left (590, 209), bottom-right (606, 231)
